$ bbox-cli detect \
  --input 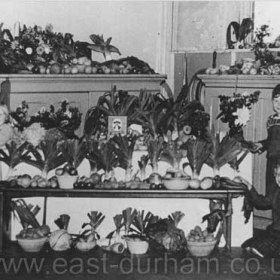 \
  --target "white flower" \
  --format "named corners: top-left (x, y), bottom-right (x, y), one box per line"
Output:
top-left (44, 45), bottom-right (51, 54)
top-left (232, 106), bottom-right (251, 127)
top-left (64, 110), bottom-right (72, 118)
top-left (25, 47), bottom-right (33, 55)
top-left (22, 123), bottom-right (46, 147)
top-left (241, 91), bottom-right (250, 96)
